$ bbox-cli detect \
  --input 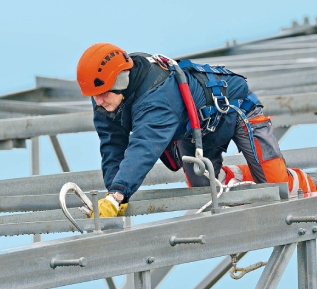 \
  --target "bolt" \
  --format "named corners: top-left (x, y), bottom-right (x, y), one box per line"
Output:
top-left (298, 228), bottom-right (306, 236)
top-left (50, 257), bottom-right (87, 269)
top-left (169, 235), bottom-right (206, 246)
top-left (285, 214), bottom-right (317, 225)
top-left (312, 227), bottom-right (317, 233)
top-left (147, 257), bottom-right (155, 264)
